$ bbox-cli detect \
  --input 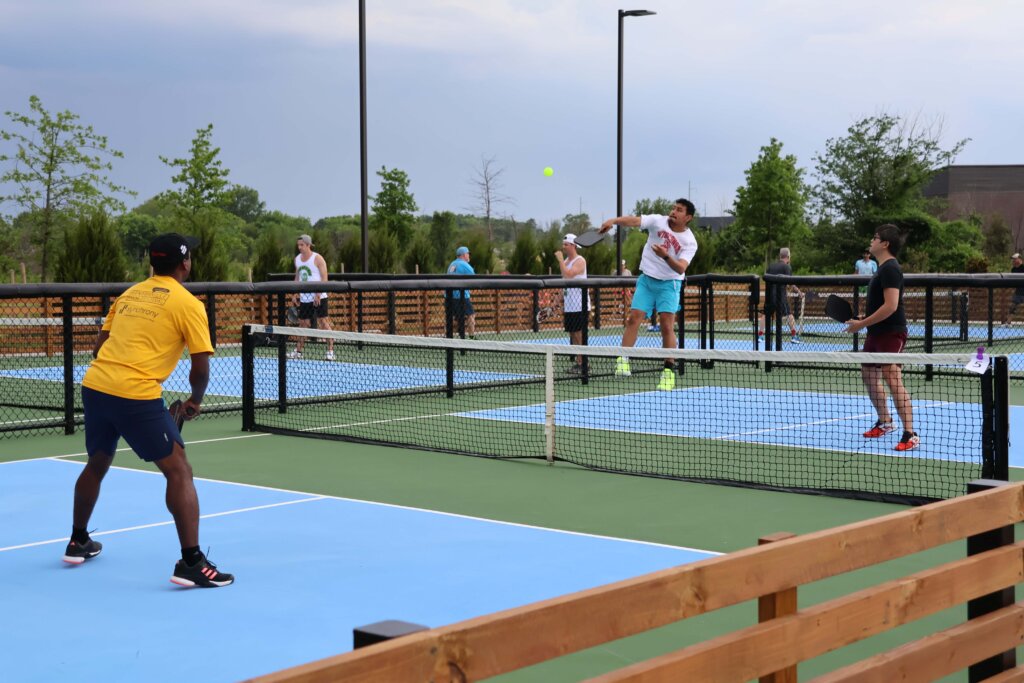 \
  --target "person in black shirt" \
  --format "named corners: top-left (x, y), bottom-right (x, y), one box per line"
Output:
top-left (844, 224), bottom-right (917, 451)
top-left (758, 248), bottom-right (802, 342)
top-left (1003, 253), bottom-right (1024, 325)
